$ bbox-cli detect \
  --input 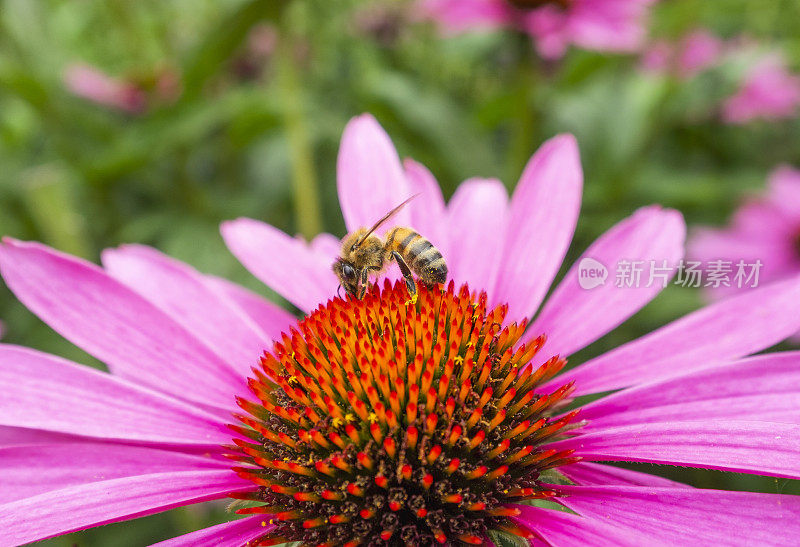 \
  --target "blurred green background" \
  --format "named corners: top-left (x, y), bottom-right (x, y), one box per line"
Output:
top-left (1, 0), bottom-right (798, 544)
